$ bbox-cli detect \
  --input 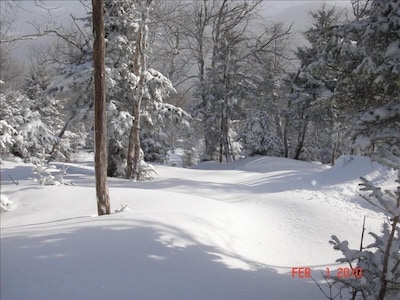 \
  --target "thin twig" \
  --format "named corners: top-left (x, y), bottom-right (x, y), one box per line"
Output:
top-left (311, 275), bottom-right (334, 299)
top-left (8, 175), bottom-right (18, 186)
top-left (360, 216), bottom-right (366, 252)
